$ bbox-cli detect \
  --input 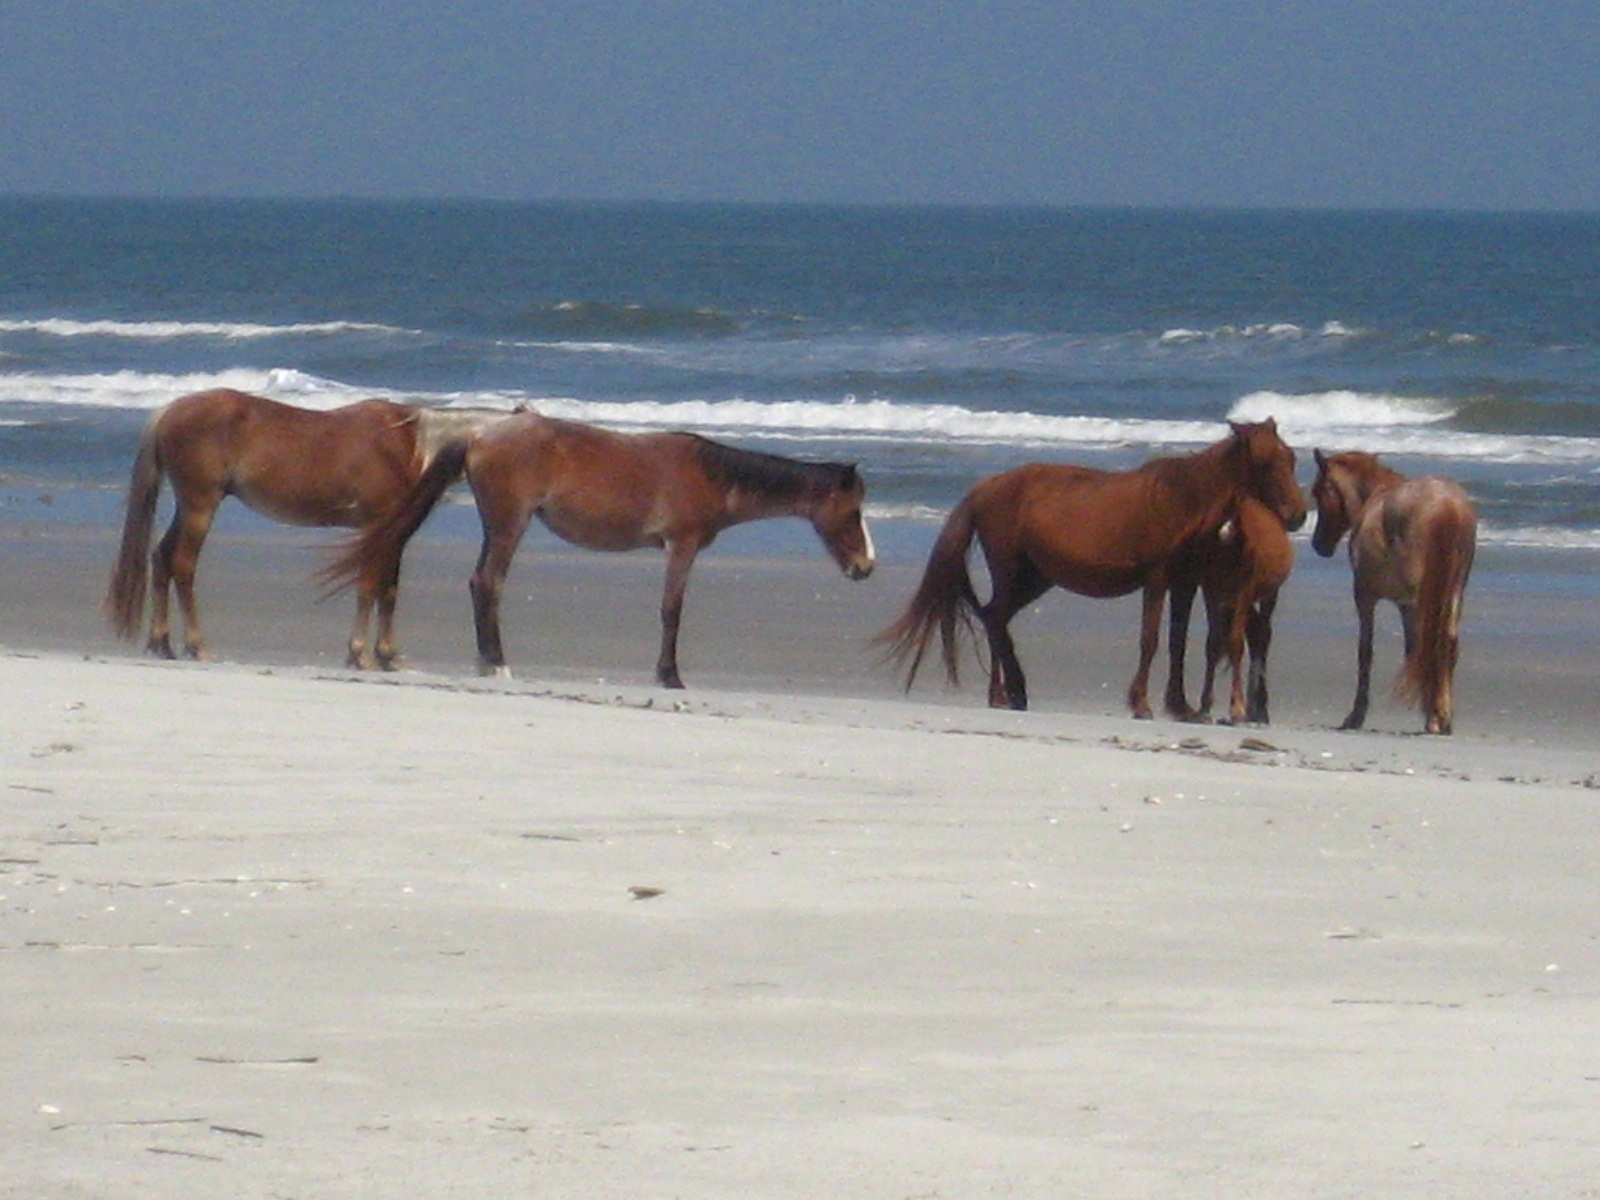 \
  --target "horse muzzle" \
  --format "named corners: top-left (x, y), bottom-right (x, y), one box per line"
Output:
top-left (844, 559), bottom-right (875, 581)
